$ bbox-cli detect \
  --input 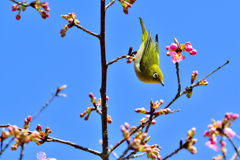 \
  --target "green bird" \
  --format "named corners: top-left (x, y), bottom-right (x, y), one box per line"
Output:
top-left (134, 17), bottom-right (164, 86)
